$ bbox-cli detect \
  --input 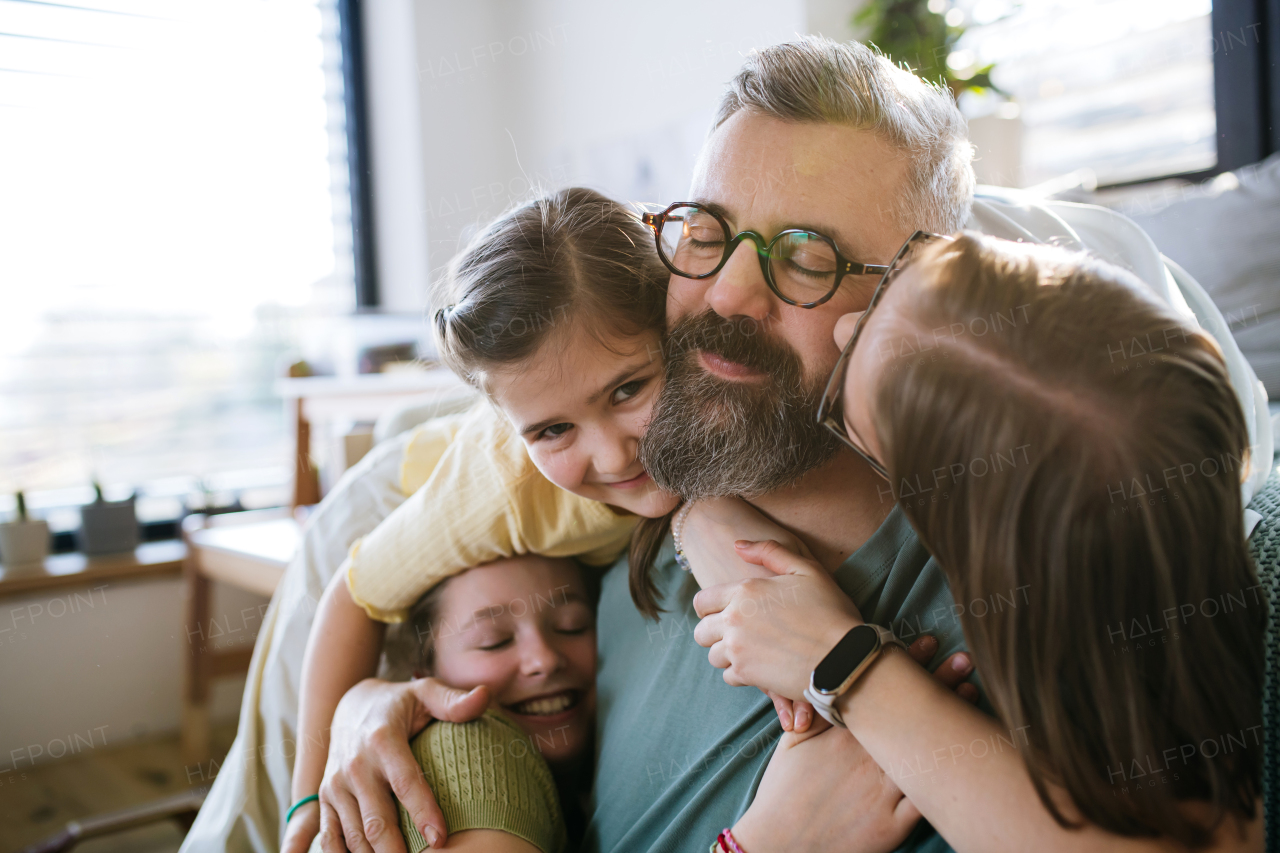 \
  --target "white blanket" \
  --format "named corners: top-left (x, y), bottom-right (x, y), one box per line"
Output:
top-left (180, 432), bottom-right (414, 853)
